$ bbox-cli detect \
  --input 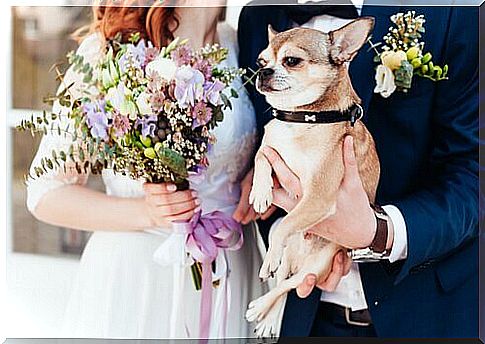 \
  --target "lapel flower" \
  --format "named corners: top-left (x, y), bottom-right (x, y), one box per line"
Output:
top-left (372, 11), bottom-right (449, 98)
top-left (374, 64), bottom-right (396, 98)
